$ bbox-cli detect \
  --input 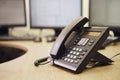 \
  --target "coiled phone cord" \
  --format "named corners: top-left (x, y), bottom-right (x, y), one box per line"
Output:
top-left (34, 56), bottom-right (53, 66)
